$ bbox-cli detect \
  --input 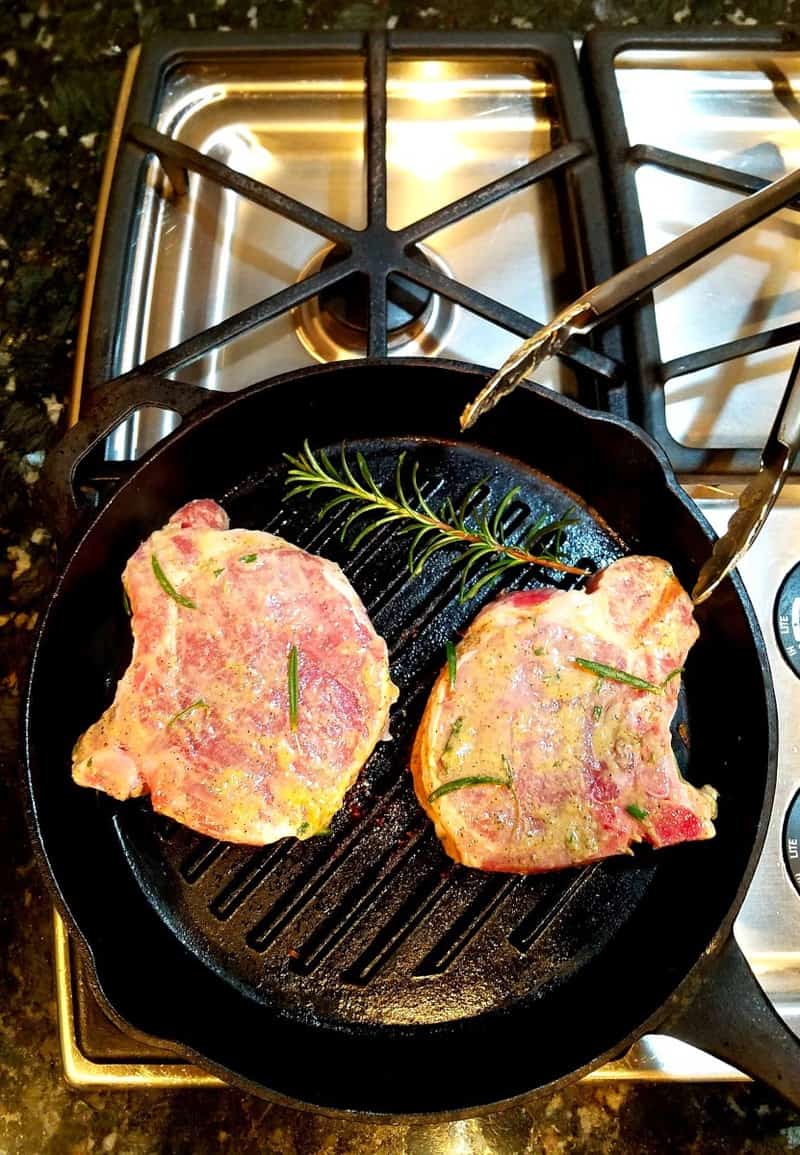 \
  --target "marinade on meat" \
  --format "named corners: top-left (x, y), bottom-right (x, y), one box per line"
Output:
top-left (73, 500), bottom-right (398, 844)
top-left (412, 556), bottom-right (717, 873)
